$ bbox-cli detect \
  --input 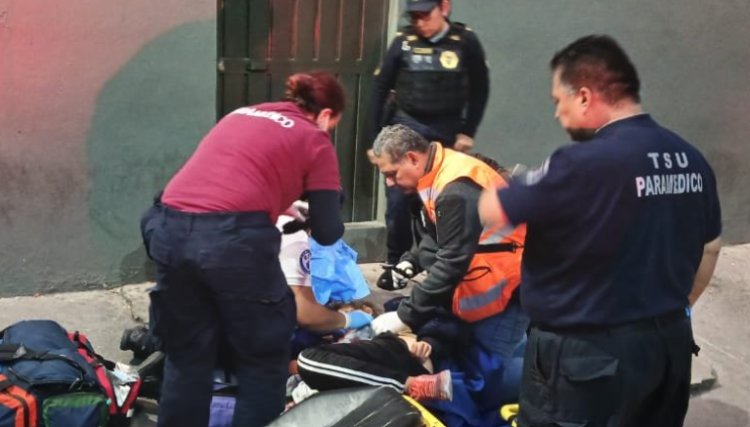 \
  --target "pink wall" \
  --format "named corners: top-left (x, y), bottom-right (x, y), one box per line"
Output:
top-left (0, 0), bottom-right (215, 293)
top-left (1, 0), bottom-right (214, 182)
